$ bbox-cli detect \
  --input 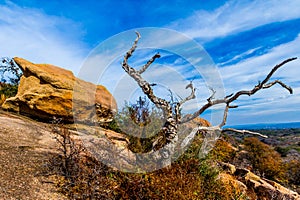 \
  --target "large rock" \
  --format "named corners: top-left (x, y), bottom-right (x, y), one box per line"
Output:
top-left (235, 168), bottom-right (300, 200)
top-left (2, 57), bottom-right (117, 123)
